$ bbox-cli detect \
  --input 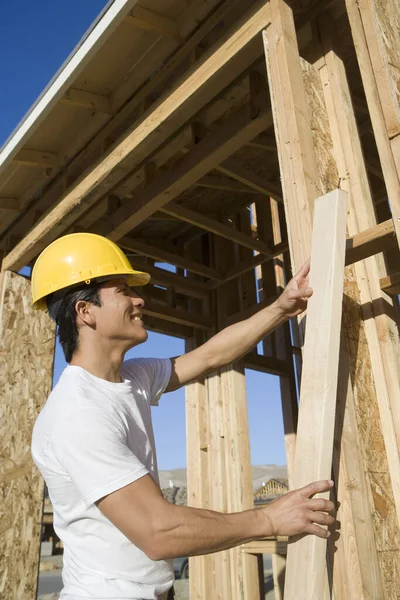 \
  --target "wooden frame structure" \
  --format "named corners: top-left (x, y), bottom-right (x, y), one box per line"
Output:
top-left (0, 0), bottom-right (399, 597)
